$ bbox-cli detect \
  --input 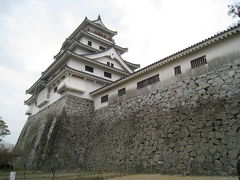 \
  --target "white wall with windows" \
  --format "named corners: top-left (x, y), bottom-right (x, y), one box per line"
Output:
top-left (78, 36), bottom-right (108, 52)
top-left (26, 75), bottom-right (105, 116)
top-left (66, 57), bottom-right (124, 81)
top-left (93, 34), bottom-right (240, 109)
